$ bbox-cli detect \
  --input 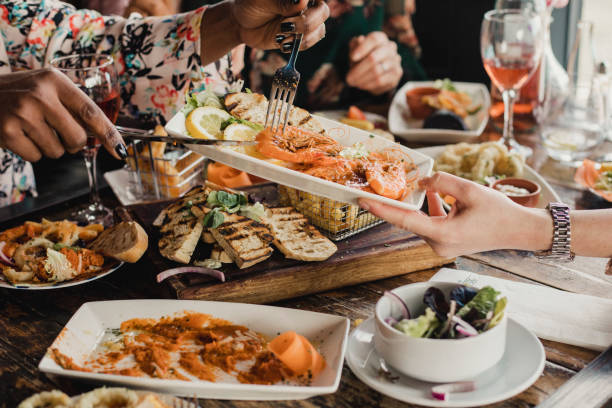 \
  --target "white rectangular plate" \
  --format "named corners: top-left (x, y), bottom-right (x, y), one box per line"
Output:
top-left (39, 300), bottom-right (350, 400)
top-left (389, 81), bottom-right (491, 144)
top-left (165, 113), bottom-right (433, 211)
top-left (416, 146), bottom-right (562, 208)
